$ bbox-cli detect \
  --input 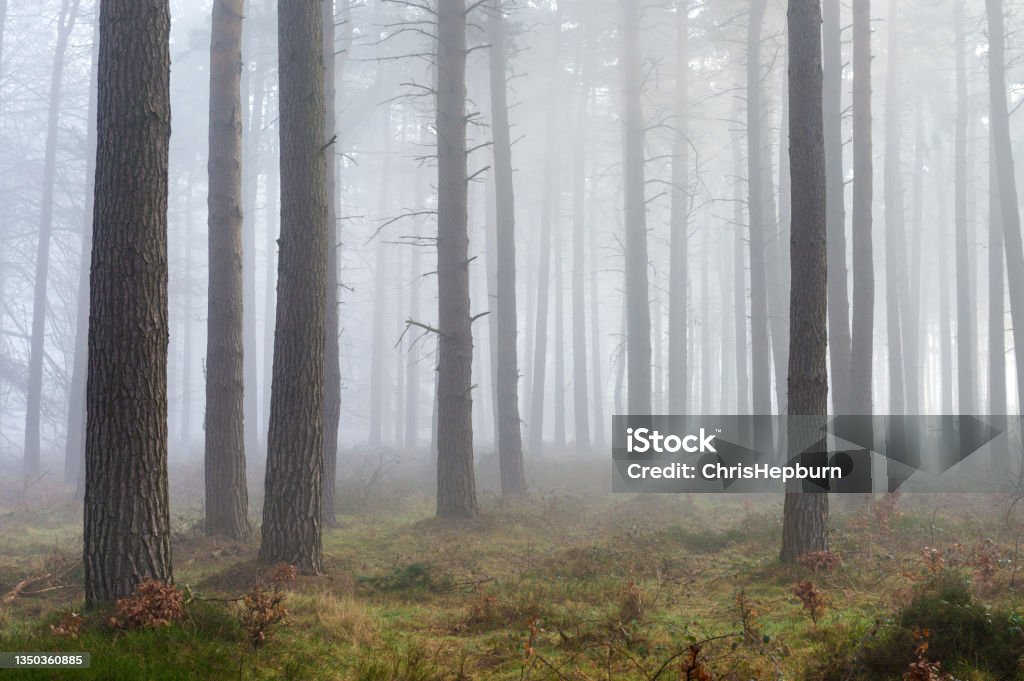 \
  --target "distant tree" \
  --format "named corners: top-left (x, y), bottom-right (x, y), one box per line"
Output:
top-left (668, 0), bottom-right (689, 416)
top-left (487, 0), bottom-right (526, 494)
top-left (883, 0), bottom-right (906, 417)
top-left (24, 0), bottom-right (80, 479)
top-left (953, 0), bottom-right (975, 415)
top-left (435, 0), bottom-right (478, 517)
top-left (84, 0), bottom-right (173, 606)
top-left (622, 0), bottom-right (651, 415)
top-left (260, 0), bottom-right (328, 573)
top-left (204, 0), bottom-right (250, 541)
top-left (780, 0), bottom-right (829, 562)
